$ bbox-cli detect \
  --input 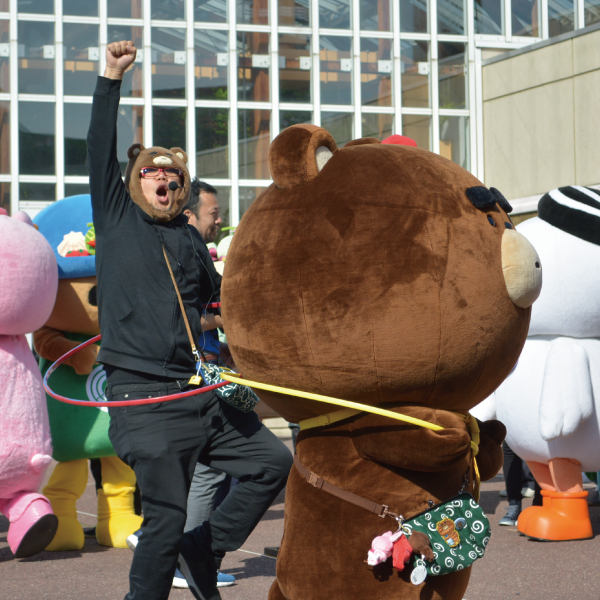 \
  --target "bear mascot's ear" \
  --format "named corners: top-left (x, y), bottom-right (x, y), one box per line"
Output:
top-left (170, 147), bottom-right (188, 164)
top-left (269, 124), bottom-right (338, 190)
top-left (124, 143), bottom-right (146, 191)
